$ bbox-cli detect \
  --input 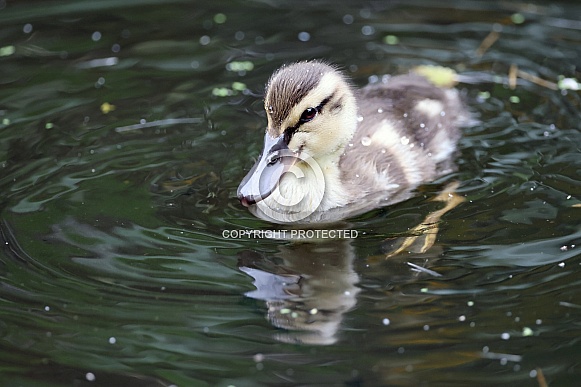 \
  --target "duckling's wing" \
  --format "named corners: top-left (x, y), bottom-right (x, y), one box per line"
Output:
top-left (340, 74), bottom-right (467, 203)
